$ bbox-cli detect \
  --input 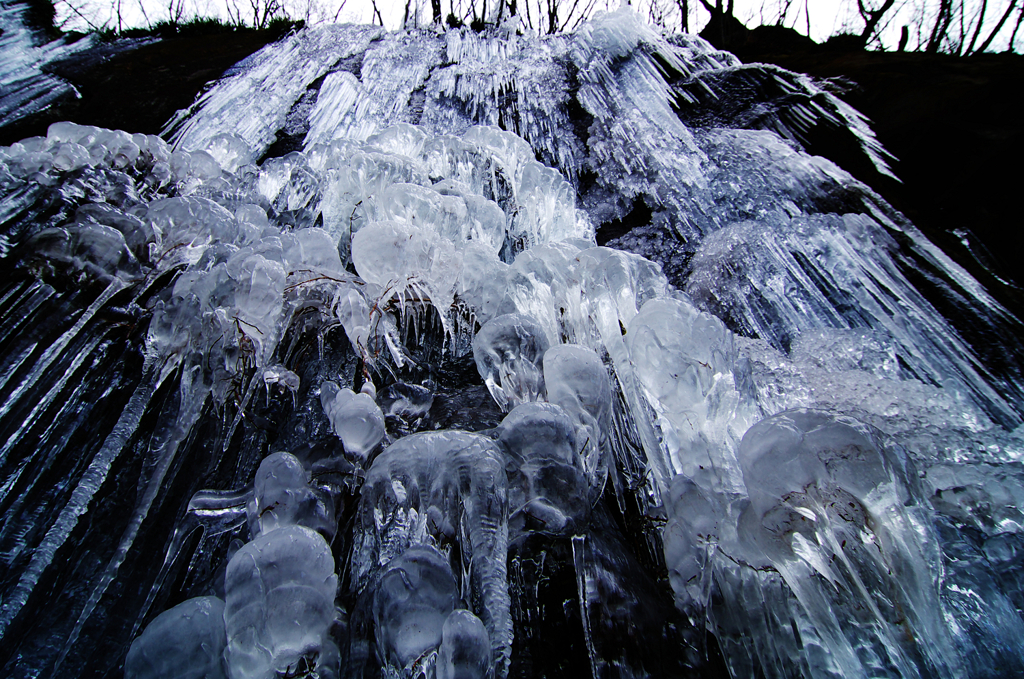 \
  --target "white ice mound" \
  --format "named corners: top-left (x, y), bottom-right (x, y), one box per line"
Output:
top-left (626, 296), bottom-right (754, 493)
top-left (320, 381), bottom-right (385, 463)
top-left (731, 409), bottom-right (960, 679)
